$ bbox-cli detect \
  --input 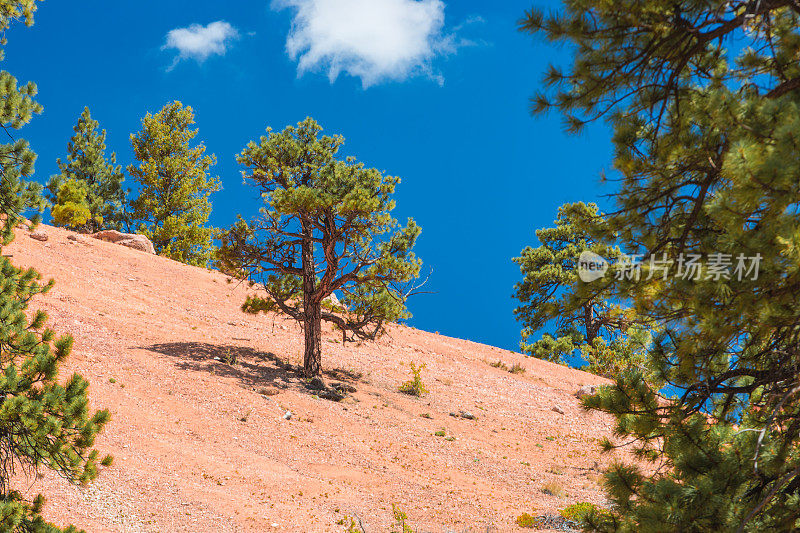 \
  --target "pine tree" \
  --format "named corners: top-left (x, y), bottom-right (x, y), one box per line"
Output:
top-left (0, 2), bottom-right (112, 531)
top-left (46, 107), bottom-right (126, 233)
top-left (217, 118), bottom-right (422, 376)
top-left (128, 101), bottom-right (220, 266)
top-left (513, 202), bottom-right (653, 380)
top-left (523, 1), bottom-right (800, 530)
